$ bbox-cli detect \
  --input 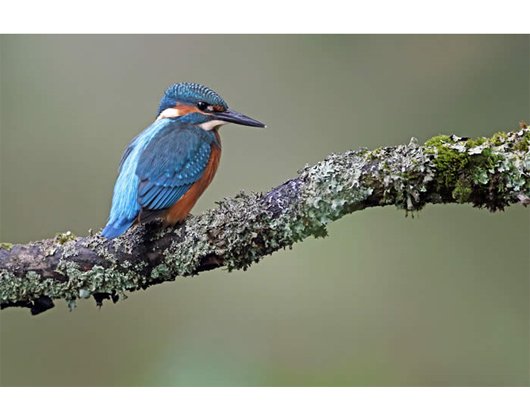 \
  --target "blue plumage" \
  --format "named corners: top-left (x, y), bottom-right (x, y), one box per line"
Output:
top-left (102, 116), bottom-right (216, 239)
top-left (102, 118), bottom-right (172, 238)
top-left (102, 82), bottom-right (265, 240)
top-left (158, 83), bottom-right (228, 116)
top-left (137, 121), bottom-right (214, 210)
